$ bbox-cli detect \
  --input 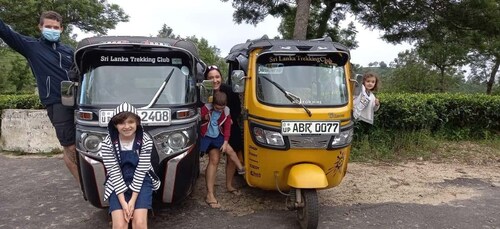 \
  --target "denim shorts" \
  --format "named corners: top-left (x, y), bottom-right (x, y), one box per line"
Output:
top-left (108, 178), bottom-right (153, 213)
top-left (199, 134), bottom-right (224, 154)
